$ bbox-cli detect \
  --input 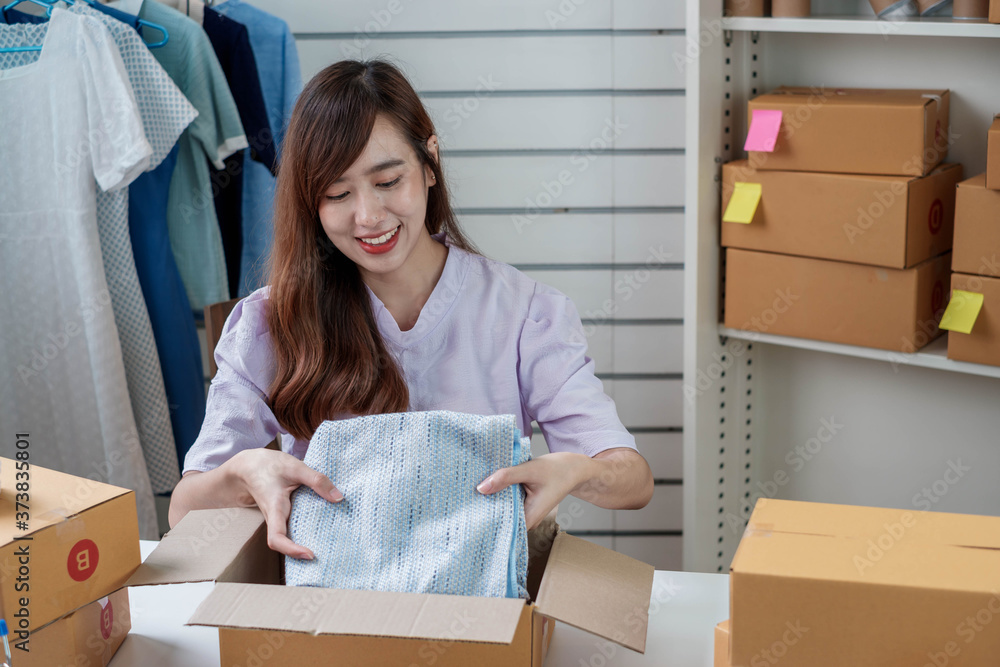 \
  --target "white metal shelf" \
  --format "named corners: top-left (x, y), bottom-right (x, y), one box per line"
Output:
top-left (722, 15), bottom-right (1000, 38)
top-left (718, 326), bottom-right (1000, 380)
